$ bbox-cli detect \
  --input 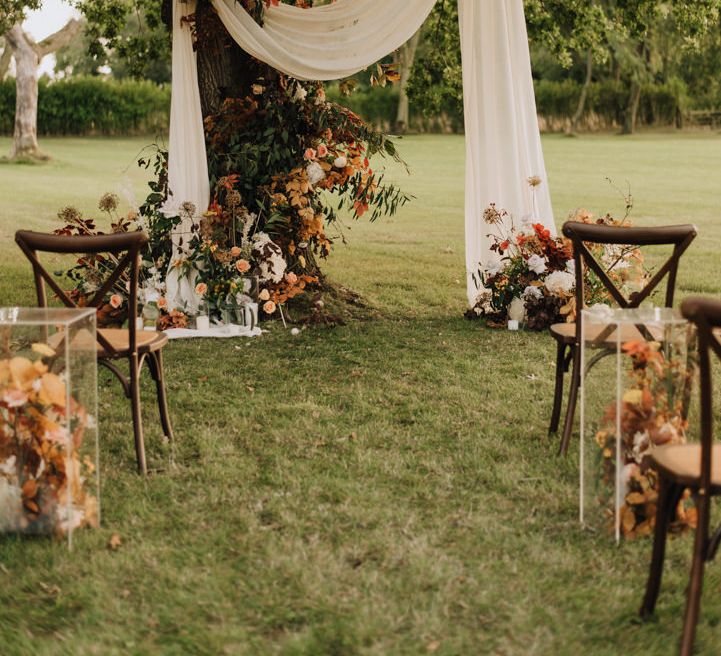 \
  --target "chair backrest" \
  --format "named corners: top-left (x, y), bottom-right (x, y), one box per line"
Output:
top-left (15, 230), bottom-right (149, 358)
top-left (681, 296), bottom-right (721, 493)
